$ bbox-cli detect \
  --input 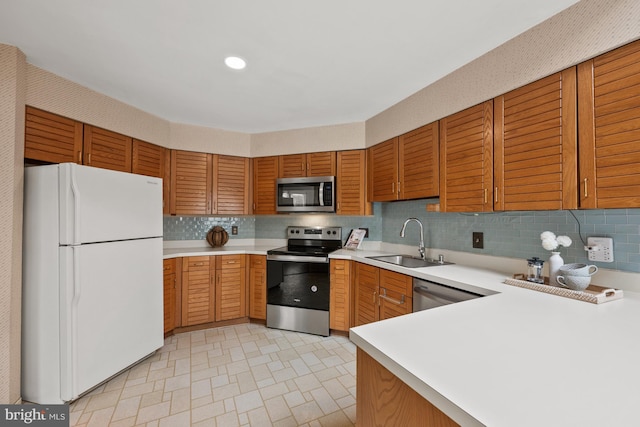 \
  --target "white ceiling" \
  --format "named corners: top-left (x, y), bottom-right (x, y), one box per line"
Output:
top-left (0, 0), bottom-right (580, 134)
